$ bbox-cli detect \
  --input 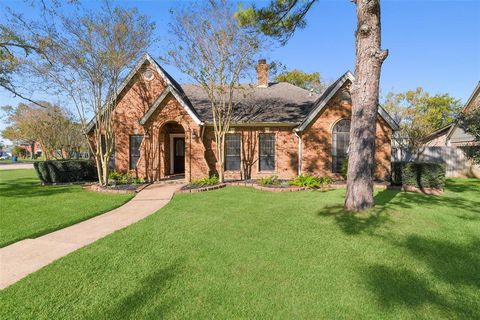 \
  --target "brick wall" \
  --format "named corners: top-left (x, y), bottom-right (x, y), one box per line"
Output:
top-left (108, 61), bottom-right (392, 182)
